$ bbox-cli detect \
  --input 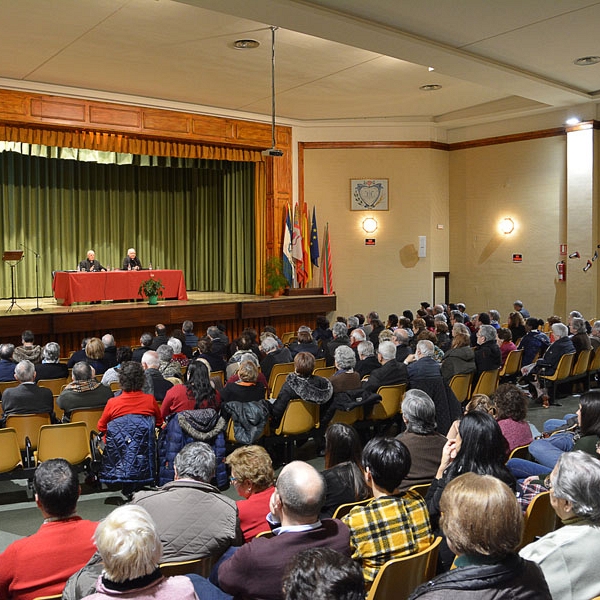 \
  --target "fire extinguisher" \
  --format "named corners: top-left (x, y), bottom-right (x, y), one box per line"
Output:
top-left (556, 260), bottom-right (566, 281)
